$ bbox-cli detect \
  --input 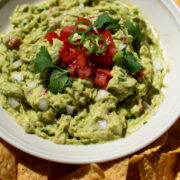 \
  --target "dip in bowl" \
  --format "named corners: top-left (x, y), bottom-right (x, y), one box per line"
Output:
top-left (0, 0), bottom-right (179, 163)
